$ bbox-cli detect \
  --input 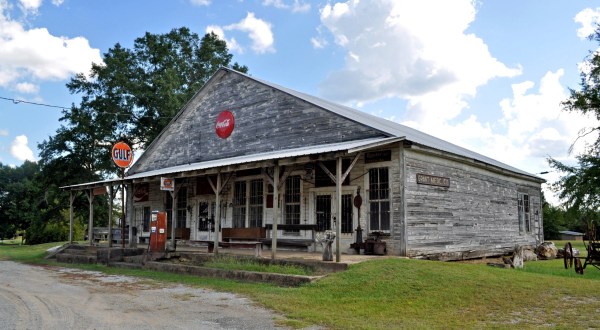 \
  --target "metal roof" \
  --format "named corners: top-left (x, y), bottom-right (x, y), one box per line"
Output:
top-left (126, 137), bottom-right (403, 181)
top-left (559, 231), bottom-right (584, 236)
top-left (227, 68), bottom-right (542, 181)
top-left (60, 177), bottom-right (123, 190)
